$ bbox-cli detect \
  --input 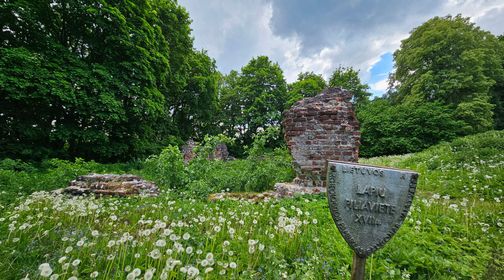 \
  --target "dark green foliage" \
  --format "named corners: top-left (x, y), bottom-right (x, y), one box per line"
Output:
top-left (0, 0), bottom-right (212, 161)
top-left (143, 145), bottom-right (187, 189)
top-left (141, 134), bottom-right (295, 199)
top-left (358, 99), bottom-right (463, 157)
top-left (217, 56), bottom-right (288, 154)
top-left (173, 50), bottom-right (220, 140)
top-left (454, 97), bottom-right (495, 134)
top-left (390, 15), bottom-right (504, 131)
top-left (328, 66), bottom-right (371, 105)
top-left (491, 35), bottom-right (504, 129)
top-left (286, 72), bottom-right (326, 107)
